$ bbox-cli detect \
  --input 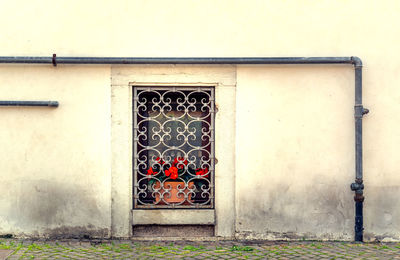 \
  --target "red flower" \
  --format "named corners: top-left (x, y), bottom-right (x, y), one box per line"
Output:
top-left (196, 168), bottom-right (209, 178)
top-left (173, 157), bottom-right (188, 169)
top-left (147, 167), bottom-right (156, 175)
top-left (156, 157), bottom-right (165, 165)
top-left (165, 166), bottom-right (178, 180)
